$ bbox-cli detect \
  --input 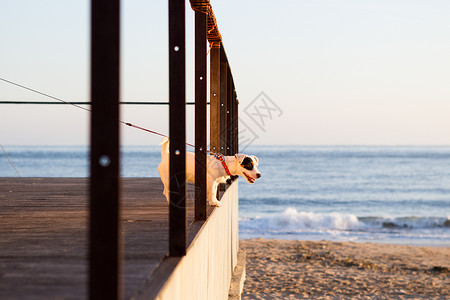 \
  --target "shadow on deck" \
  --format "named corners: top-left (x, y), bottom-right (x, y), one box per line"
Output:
top-left (0, 177), bottom-right (209, 299)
